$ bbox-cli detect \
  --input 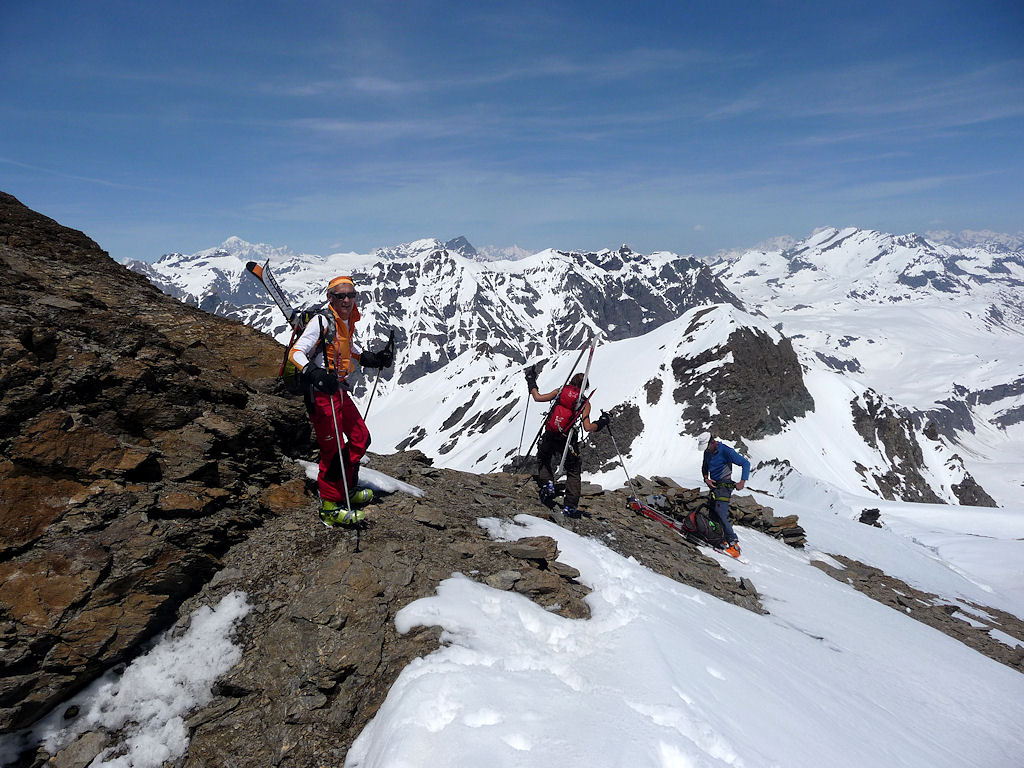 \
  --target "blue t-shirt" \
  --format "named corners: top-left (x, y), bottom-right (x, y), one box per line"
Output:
top-left (702, 443), bottom-right (750, 482)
